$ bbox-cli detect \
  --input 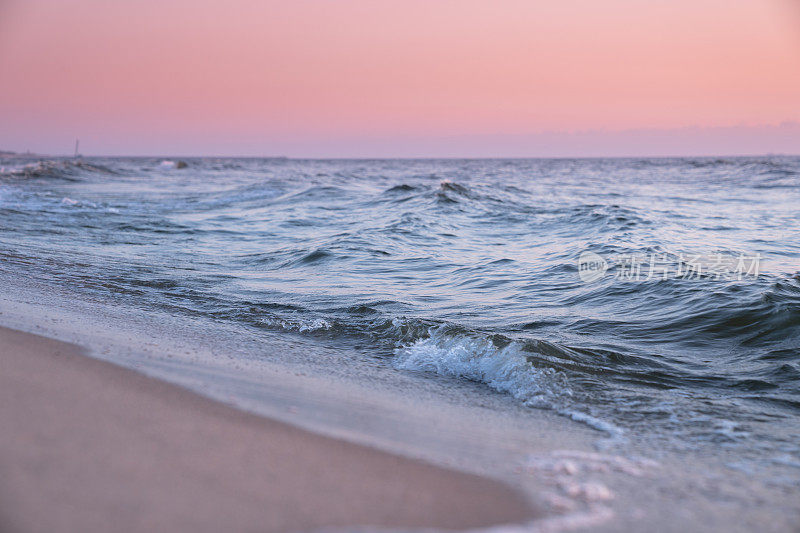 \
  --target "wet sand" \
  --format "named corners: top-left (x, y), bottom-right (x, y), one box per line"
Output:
top-left (0, 326), bottom-right (534, 532)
